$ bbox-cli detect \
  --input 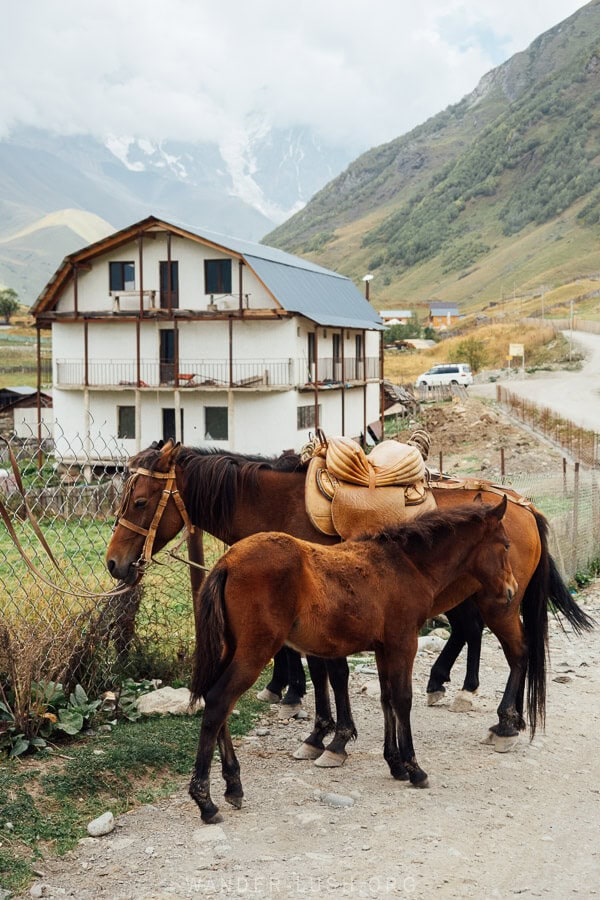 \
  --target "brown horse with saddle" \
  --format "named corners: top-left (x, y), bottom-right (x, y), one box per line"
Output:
top-left (106, 433), bottom-right (593, 767)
